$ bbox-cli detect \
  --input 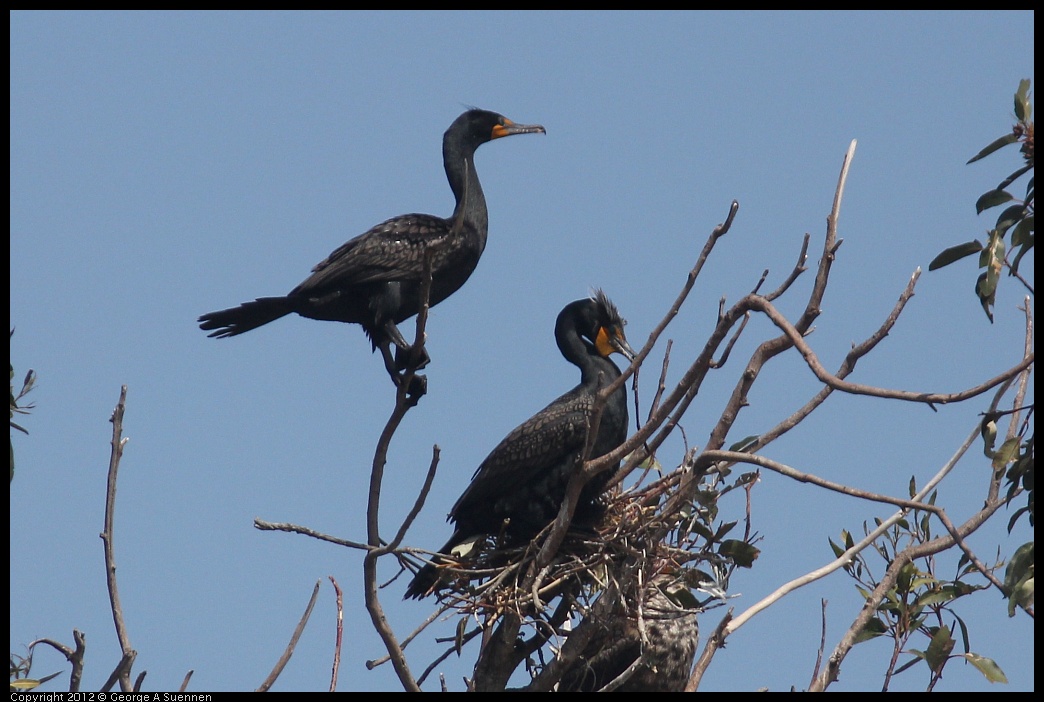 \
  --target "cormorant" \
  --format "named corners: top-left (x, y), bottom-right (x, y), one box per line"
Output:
top-left (557, 574), bottom-right (699, 692)
top-left (198, 109), bottom-right (545, 392)
top-left (405, 290), bottom-right (635, 599)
